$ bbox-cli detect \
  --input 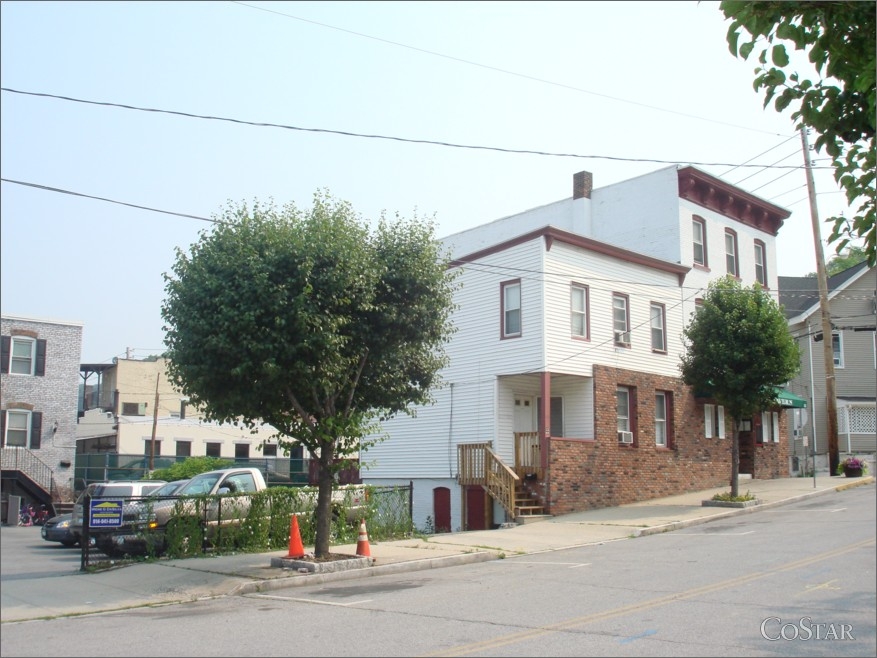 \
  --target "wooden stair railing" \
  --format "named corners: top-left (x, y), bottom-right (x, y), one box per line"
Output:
top-left (458, 442), bottom-right (519, 520)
